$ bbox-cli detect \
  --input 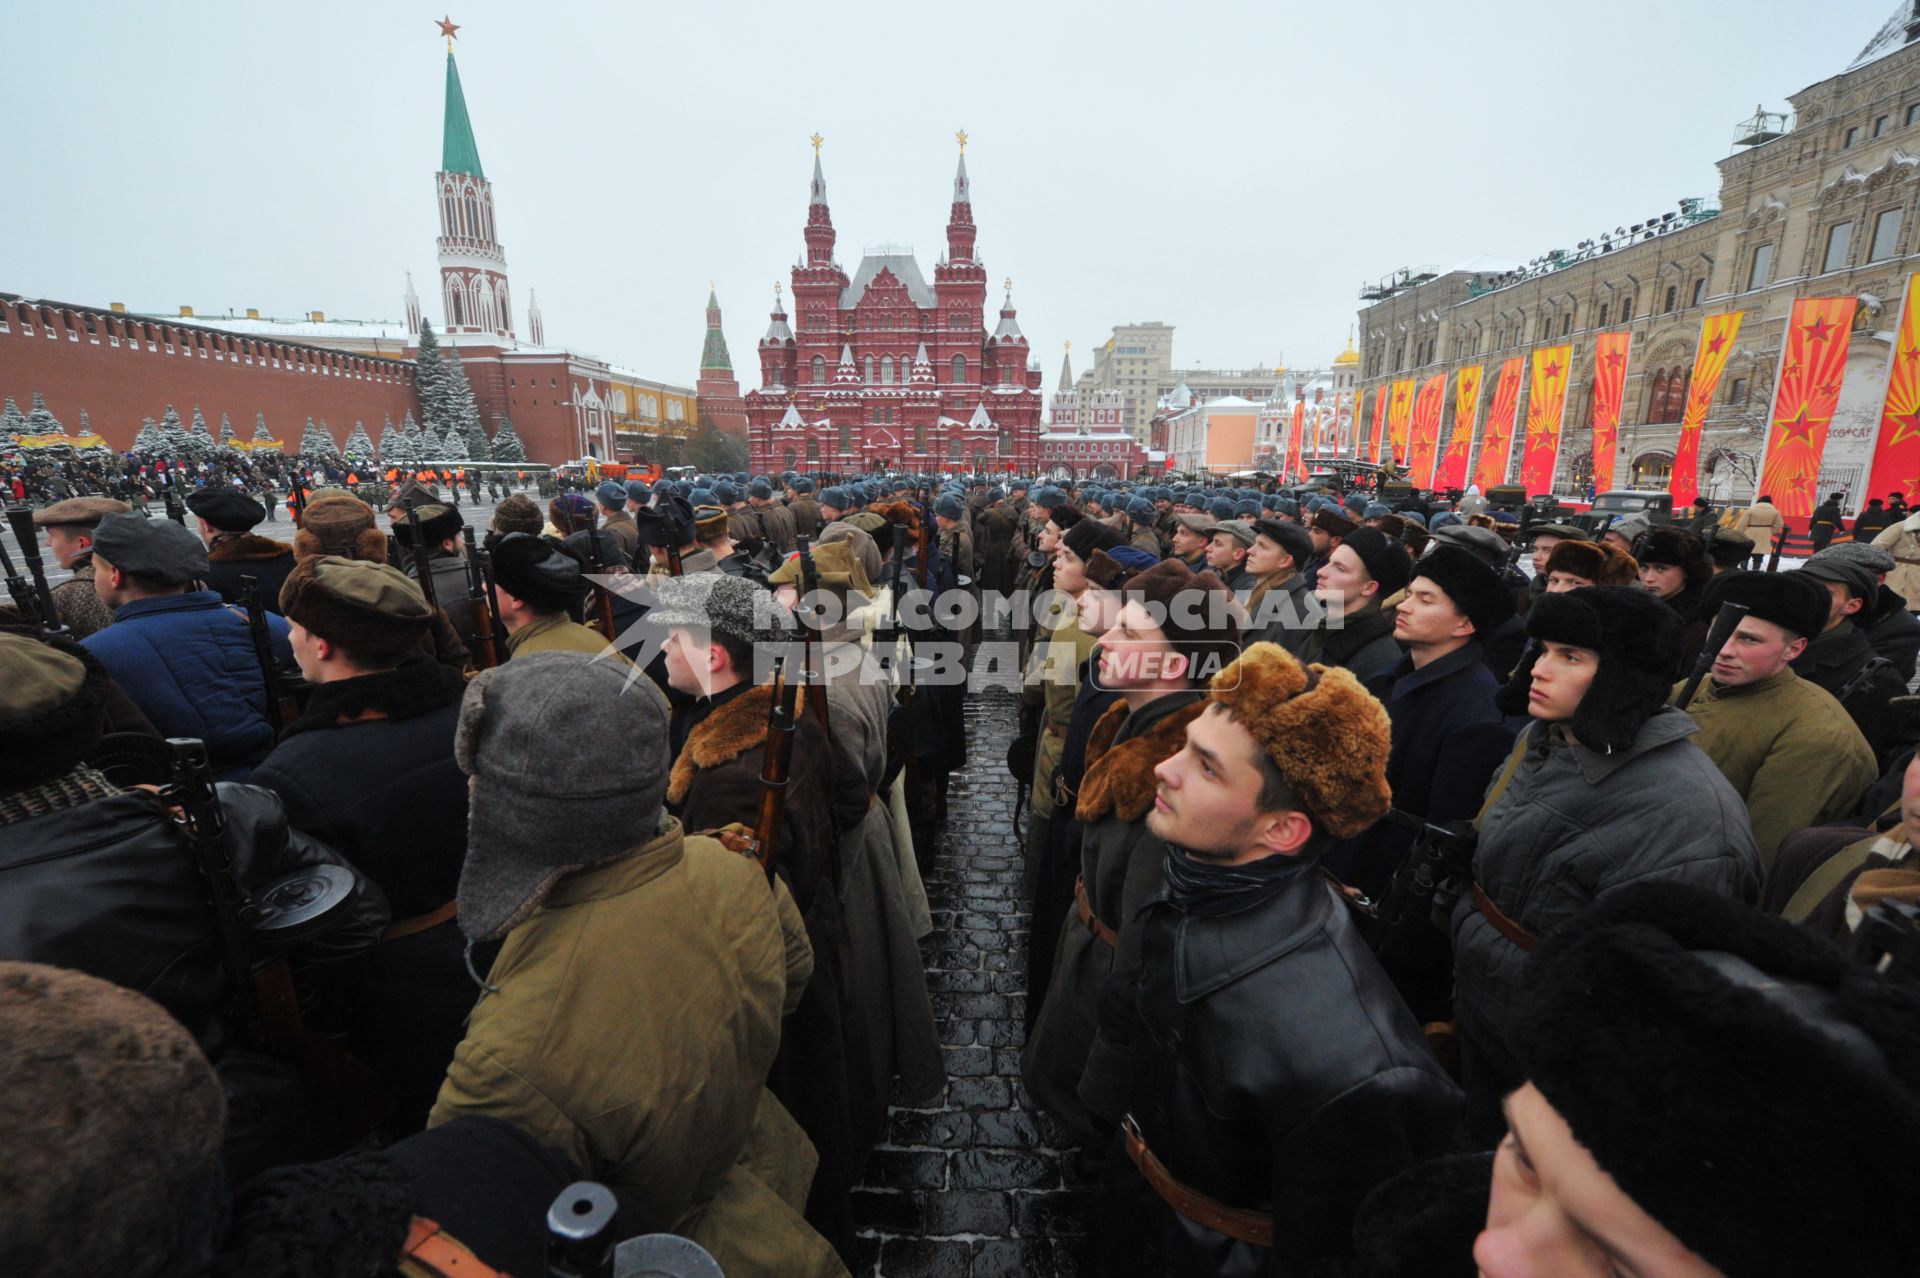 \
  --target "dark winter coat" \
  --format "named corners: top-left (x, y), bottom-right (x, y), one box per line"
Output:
top-left (1792, 619), bottom-right (1909, 758)
top-left (976, 503), bottom-right (1018, 596)
top-left (1861, 584), bottom-right (1920, 683)
top-left (408, 549), bottom-right (480, 654)
top-left (1663, 583), bottom-right (1711, 677)
top-left (1809, 499), bottom-right (1846, 550)
top-left (1299, 600), bottom-right (1403, 685)
top-left (201, 532), bottom-right (298, 614)
top-left (753, 500), bottom-right (797, 557)
top-left (81, 590), bottom-right (293, 779)
top-left (1325, 641), bottom-right (1518, 901)
top-left (1104, 862), bottom-right (1462, 1276)
top-left (1852, 504), bottom-right (1894, 542)
top-left (249, 655), bottom-right (476, 1132)
top-left (1024, 691), bottom-right (1207, 1145)
top-left (1451, 713), bottom-right (1760, 1095)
